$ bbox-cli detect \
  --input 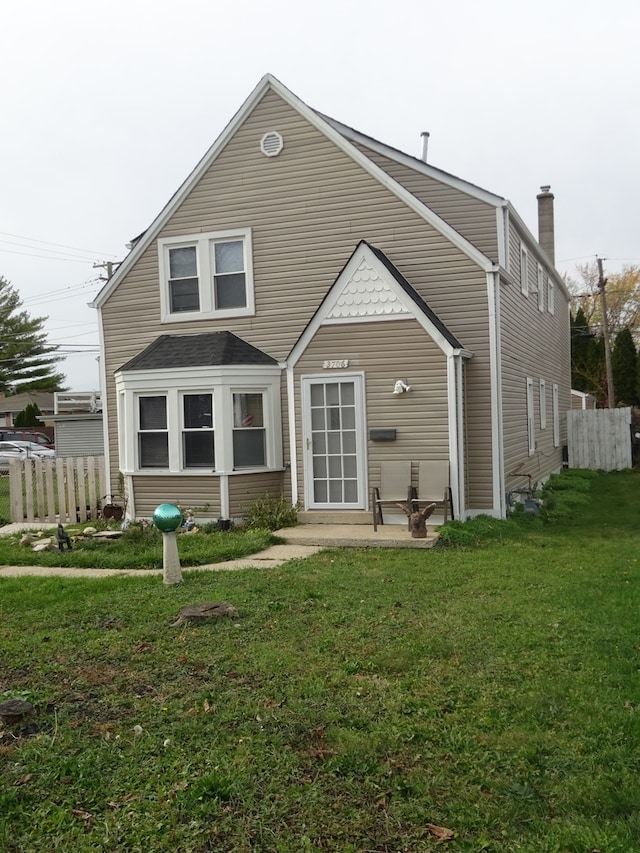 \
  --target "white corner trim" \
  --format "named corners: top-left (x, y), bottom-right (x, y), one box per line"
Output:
top-left (96, 306), bottom-right (111, 488)
top-left (286, 365), bottom-right (298, 507)
top-left (487, 270), bottom-right (505, 517)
